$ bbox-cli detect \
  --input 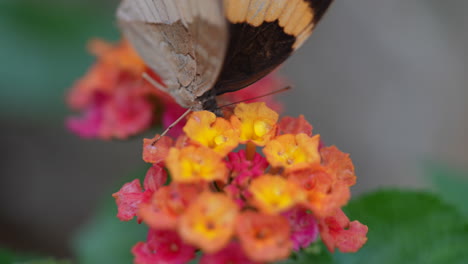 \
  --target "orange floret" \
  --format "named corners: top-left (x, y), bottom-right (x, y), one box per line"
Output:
top-left (278, 115), bottom-right (313, 136)
top-left (263, 134), bottom-right (321, 170)
top-left (138, 183), bottom-right (202, 230)
top-left (183, 111), bottom-right (239, 156)
top-left (88, 39), bottom-right (146, 75)
top-left (249, 174), bottom-right (305, 214)
top-left (179, 192), bottom-right (238, 253)
top-left (142, 134), bottom-right (173, 164)
top-left (236, 211), bottom-right (292, 262)
top-left (166, 146), bottom-right (228, 183)
top-left (287, 166), bottom-right (350, 218)
top-left (321, 146), bottom-right (357, 186)
top-left (231, 102), bottom-right (279, 146)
